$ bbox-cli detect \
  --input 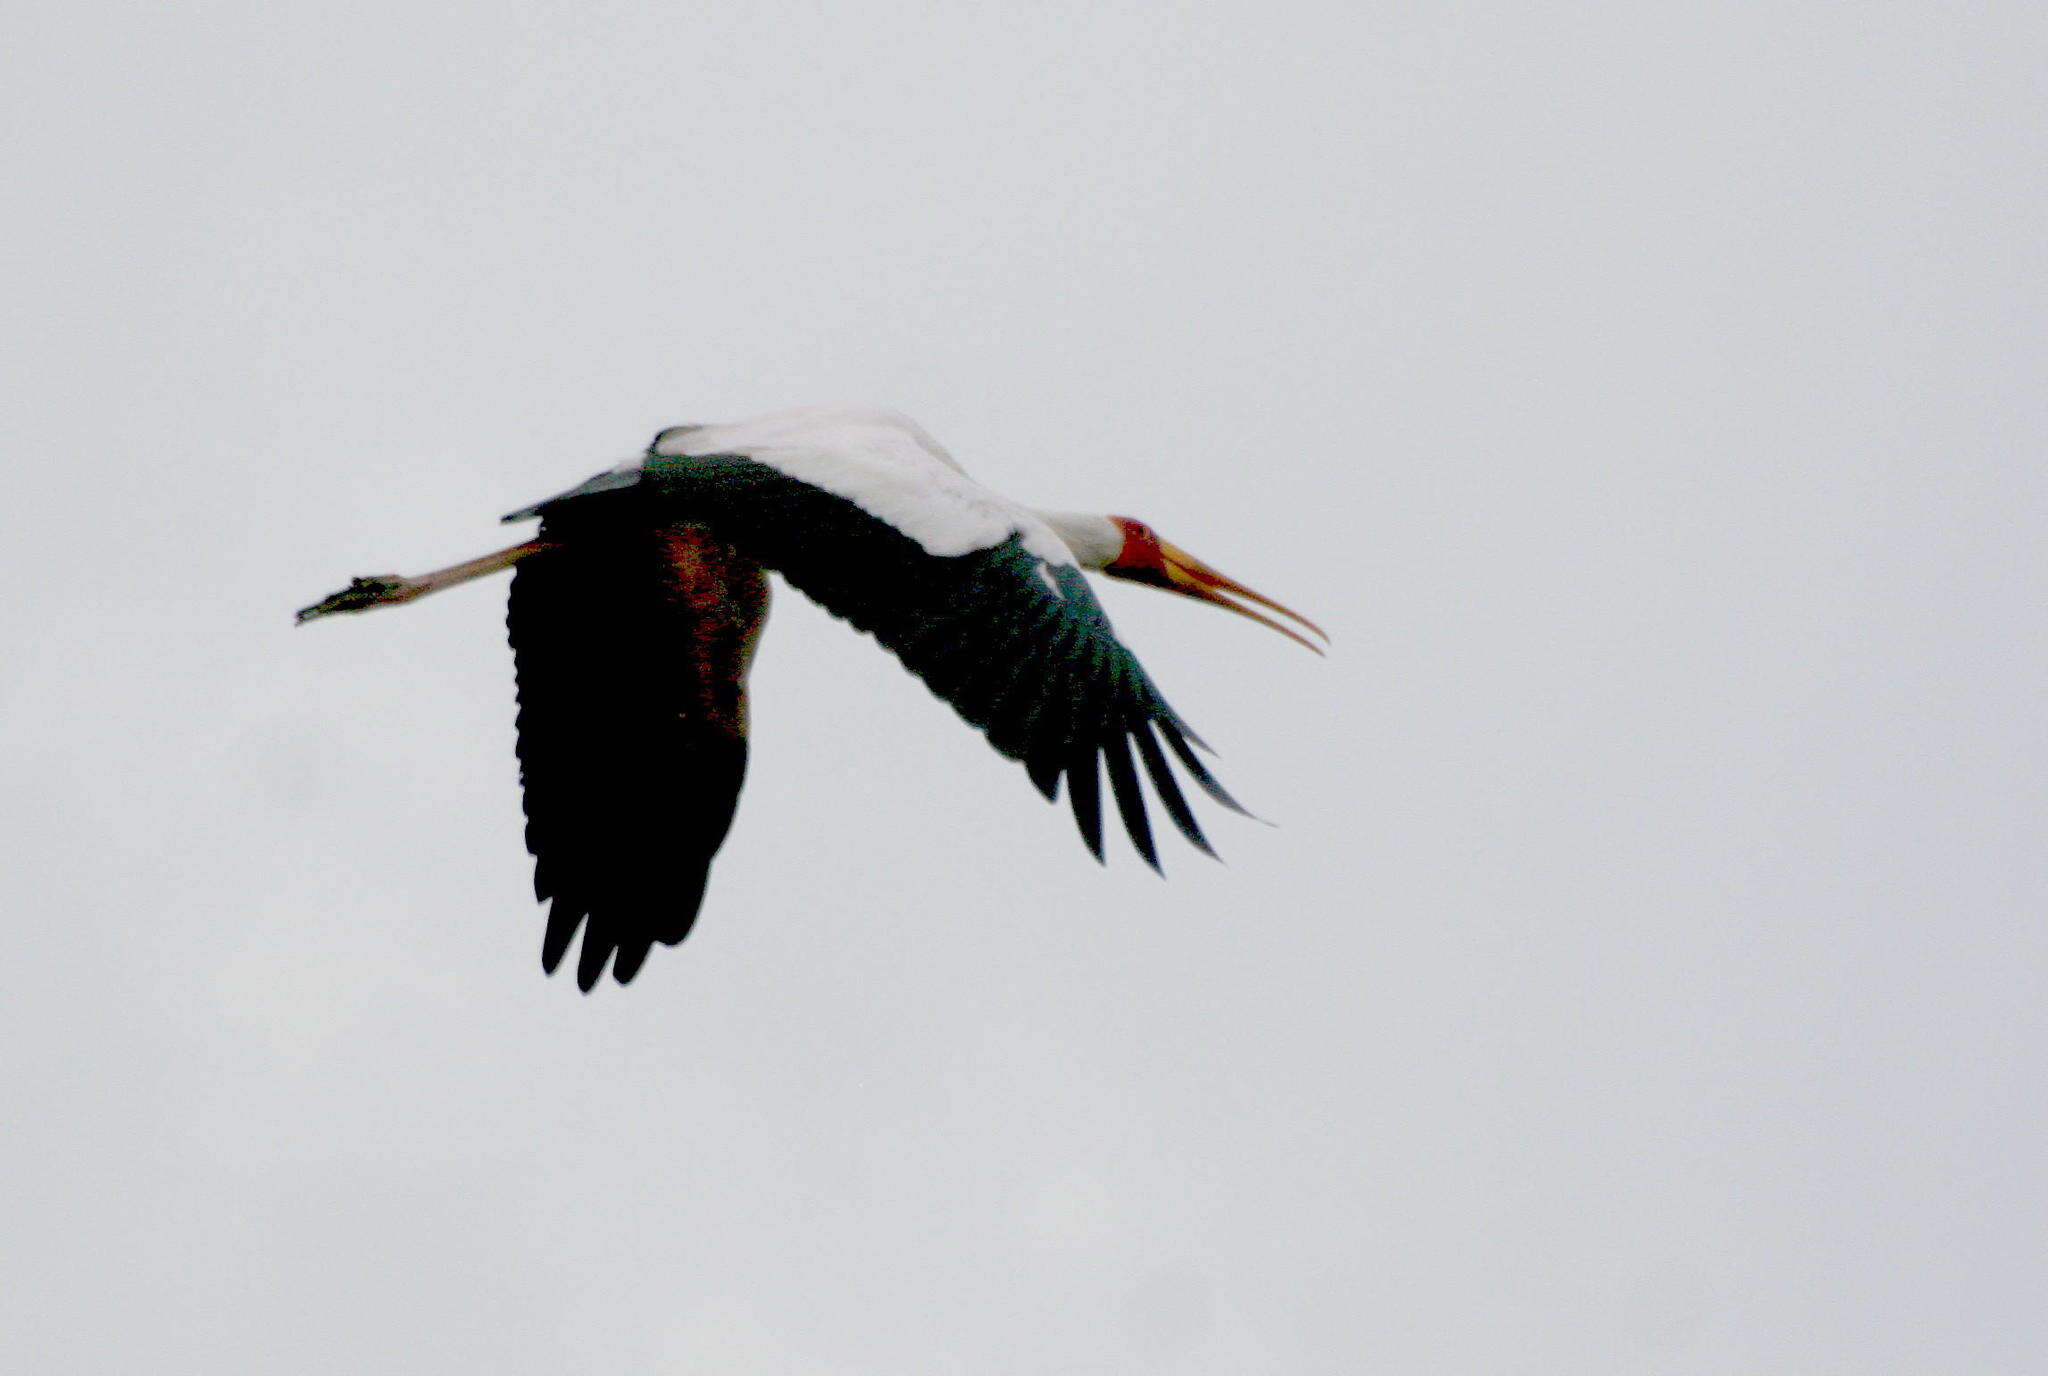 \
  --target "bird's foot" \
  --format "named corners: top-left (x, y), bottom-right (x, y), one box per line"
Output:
top-left (294, 575), bottom-right (417, 624)
top-left (294, 540), bottom-right (552, 626)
